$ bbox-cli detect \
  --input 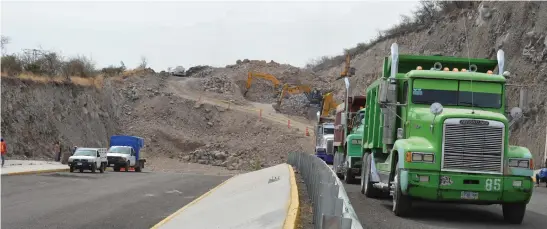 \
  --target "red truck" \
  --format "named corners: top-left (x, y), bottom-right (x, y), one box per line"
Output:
top-left (333, 95), bottom-right (367, 182)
